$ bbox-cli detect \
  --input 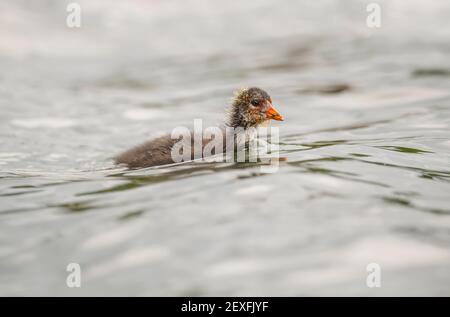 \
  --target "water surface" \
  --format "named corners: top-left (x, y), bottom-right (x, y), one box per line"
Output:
top-left (1, 0), bottom-right (450, 296)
